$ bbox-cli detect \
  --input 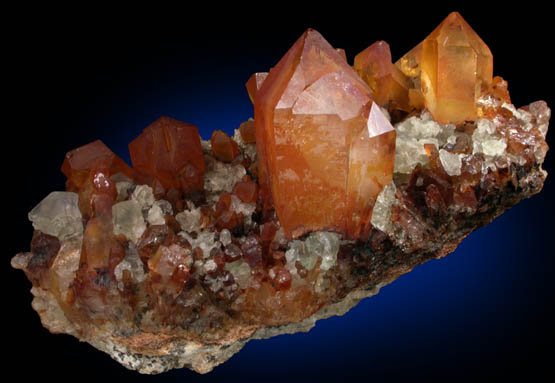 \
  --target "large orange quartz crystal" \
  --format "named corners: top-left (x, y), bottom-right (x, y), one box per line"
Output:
top-left (354, 41), bottom-right (410, 111)
top-left (396, 12), bottom-right (493, 124)
top-left (255, 29), bottom-right (395, 240)
top-left (129, 117), bottom-right (205, 196)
